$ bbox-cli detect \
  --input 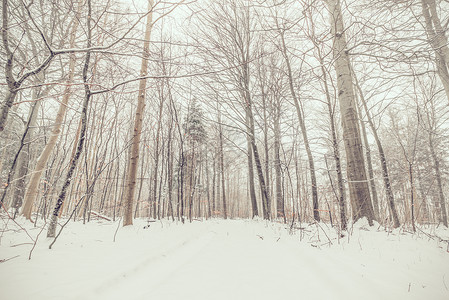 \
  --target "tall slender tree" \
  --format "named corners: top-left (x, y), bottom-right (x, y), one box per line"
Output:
top-left (327, 0), bottom-right (375, 224)
top-left (123, 0), bottom-right (154, 227)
